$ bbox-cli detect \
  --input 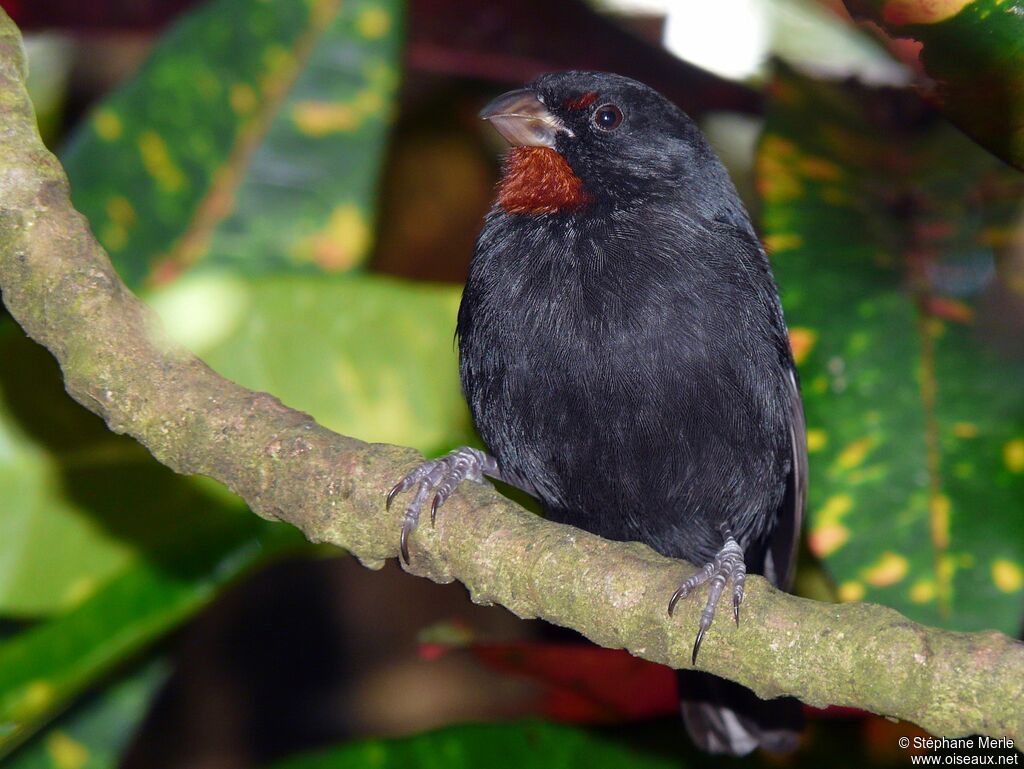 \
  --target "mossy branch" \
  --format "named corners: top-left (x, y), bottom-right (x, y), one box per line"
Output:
top-left (0, 12), bottom-right (1020, 743)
